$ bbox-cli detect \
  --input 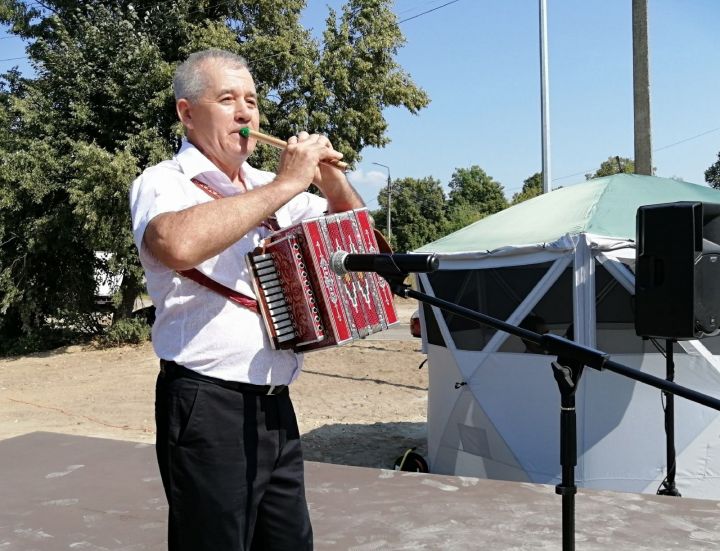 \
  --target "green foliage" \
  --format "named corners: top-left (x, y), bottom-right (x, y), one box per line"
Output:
top-left (316, 0), bottom-right (429, 164)
top-left (0, 0), bottom-right (428, 353)
top-left (369, 166), bottom-right (518, 252)
top-left (706, 152), bottom-right (720, 189)
top-left (441, 202), bottom-right (482, 235)
top-left (586, 156), bottom-right (635, 180)
top-left (511, 172), bottom-right (543, 205)
top-left (444, 165), bottom-right (508, 233)
top-left (99, 317), bottom-right (151, 347)
top-left (0, 322), bottom-right (81, 356)
top-left (373, 176), bottom-right (447, 253)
